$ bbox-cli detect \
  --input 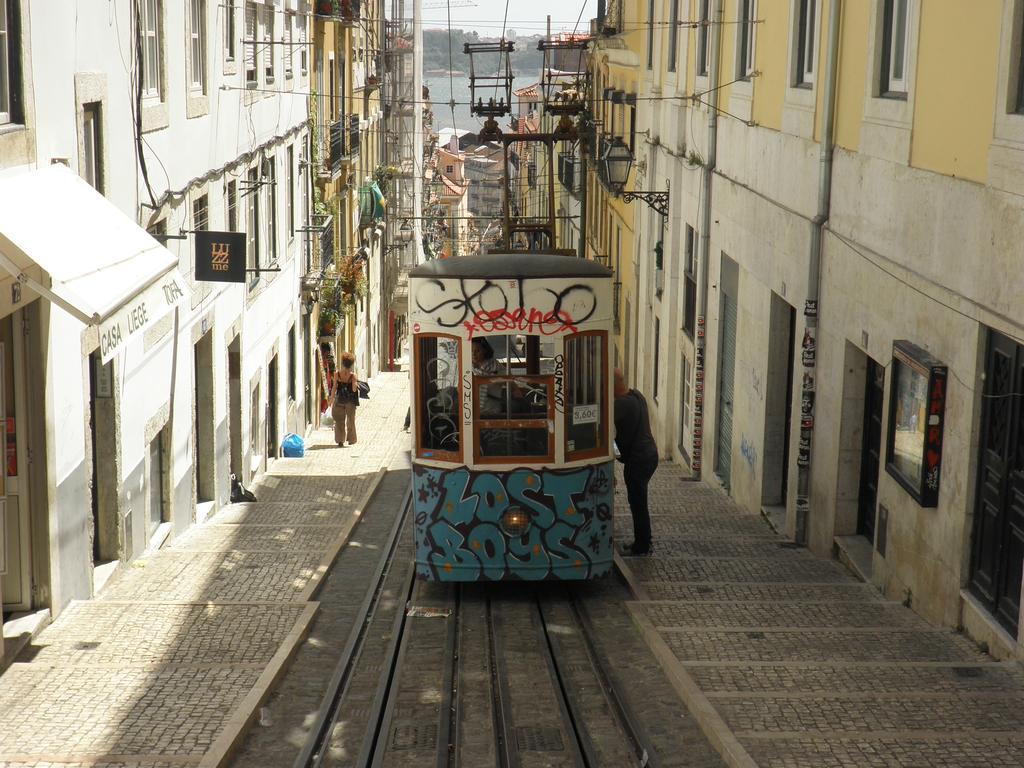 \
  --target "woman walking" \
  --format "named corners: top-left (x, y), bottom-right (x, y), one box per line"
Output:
top-left (332, 351), bottom-right (360, 446)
